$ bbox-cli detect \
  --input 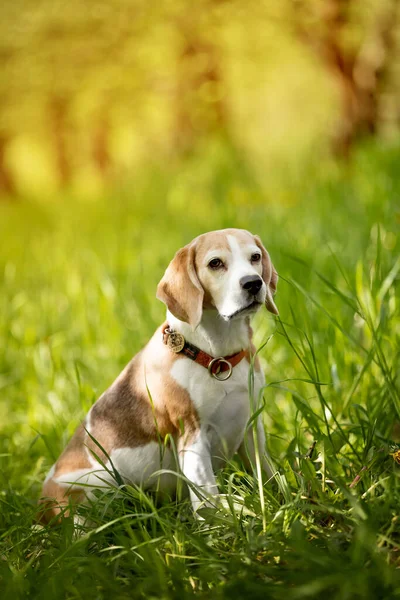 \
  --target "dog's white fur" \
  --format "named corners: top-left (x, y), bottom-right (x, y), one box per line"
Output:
top-left (38, 228), bottom-right (278, 522)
